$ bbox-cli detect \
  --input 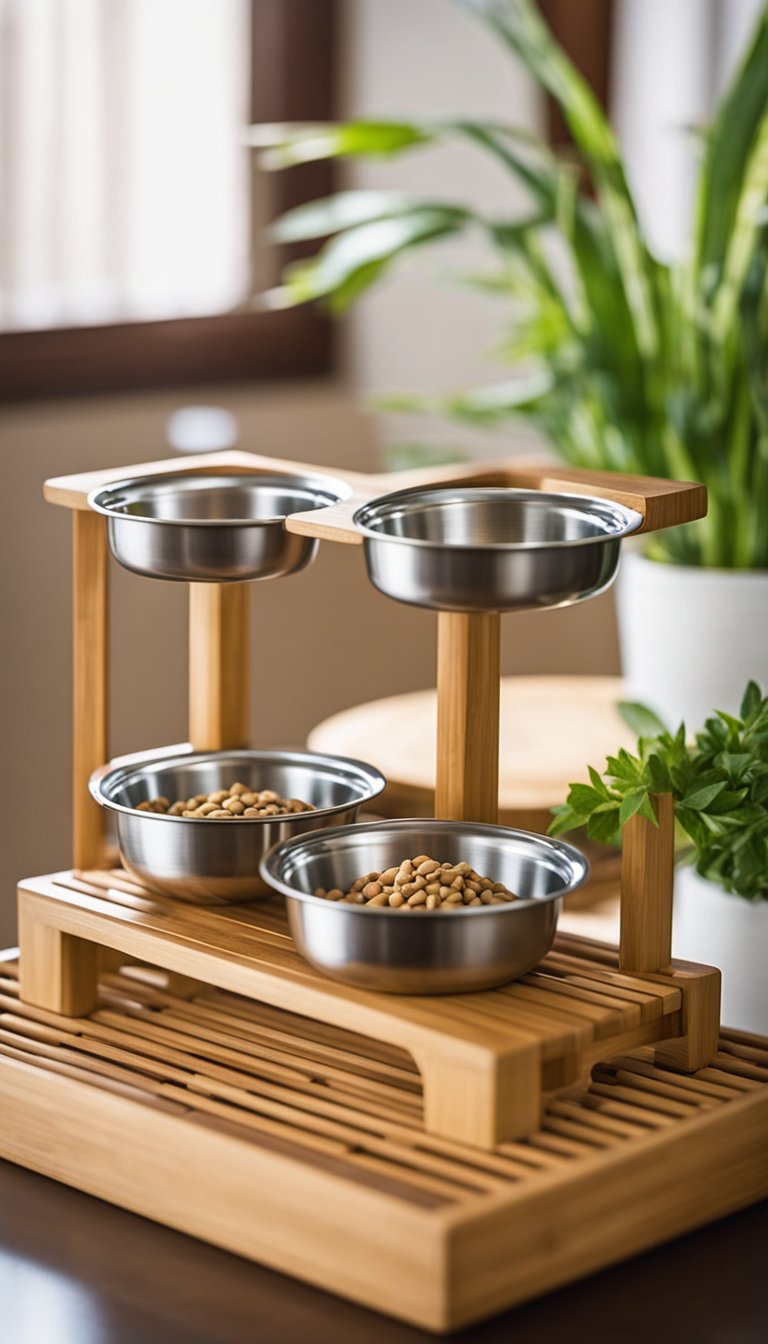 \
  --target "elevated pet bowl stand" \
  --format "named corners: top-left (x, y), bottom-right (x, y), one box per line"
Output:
top-left (3, 449), bottom-right (767, 1331)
